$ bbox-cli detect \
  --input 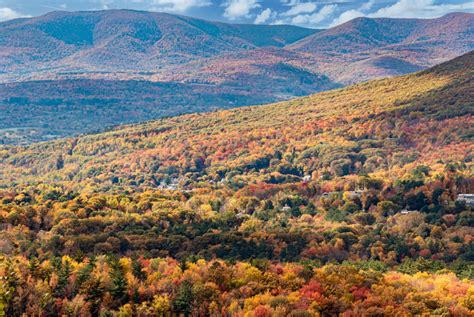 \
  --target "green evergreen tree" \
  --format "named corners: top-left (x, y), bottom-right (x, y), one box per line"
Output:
top-left (28, 257), bottom-right (41, 279)
top-left (82, 277), bottom-right (105, 316)
top-left (54, 259), bottom-right (72, 298)
top-left (74, 260), bottom-right (95, 296)
top-left (131, 257), bottom-right (145, 281)
top-left (109, 259), bottom-right (128, 305)
top-left (173, 280), bottom-right (194, 317)
top-left (0, 257), bottom-right (18, 317)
